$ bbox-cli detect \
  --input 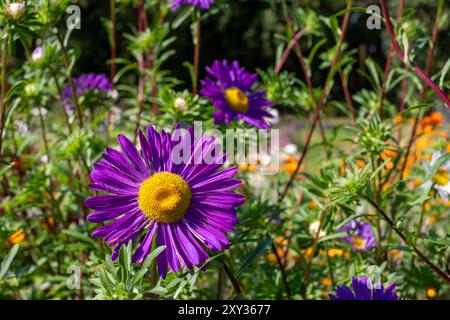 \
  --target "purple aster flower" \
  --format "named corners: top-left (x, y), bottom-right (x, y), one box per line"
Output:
top-left (339, 219), bottom-right (376, 251)
top-left (330, 277), bottom-right (399, 300)
top-left (85, 125), bottom-right (244, 278)
top-left (169, 0), bottom-right (215, 11)
top-left (200, 60), bottom-right (275, 129)
top-left (62, 73), bottom-right (112, 111)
